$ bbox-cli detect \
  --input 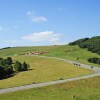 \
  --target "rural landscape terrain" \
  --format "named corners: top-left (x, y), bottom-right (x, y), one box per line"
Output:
top-left (0, 0), bottom-right (100, 100)
top-left (0, 36), bottom-right (100, 100)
